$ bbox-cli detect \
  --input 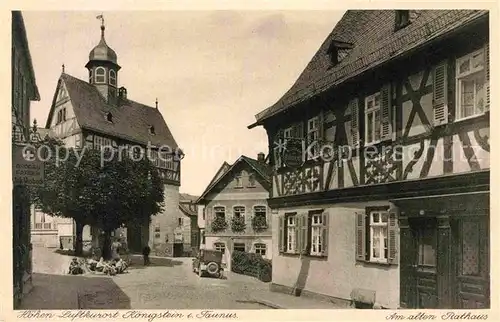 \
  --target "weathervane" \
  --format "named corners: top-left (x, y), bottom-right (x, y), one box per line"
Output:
top-left (96, 13), bottom-right (105, 27)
